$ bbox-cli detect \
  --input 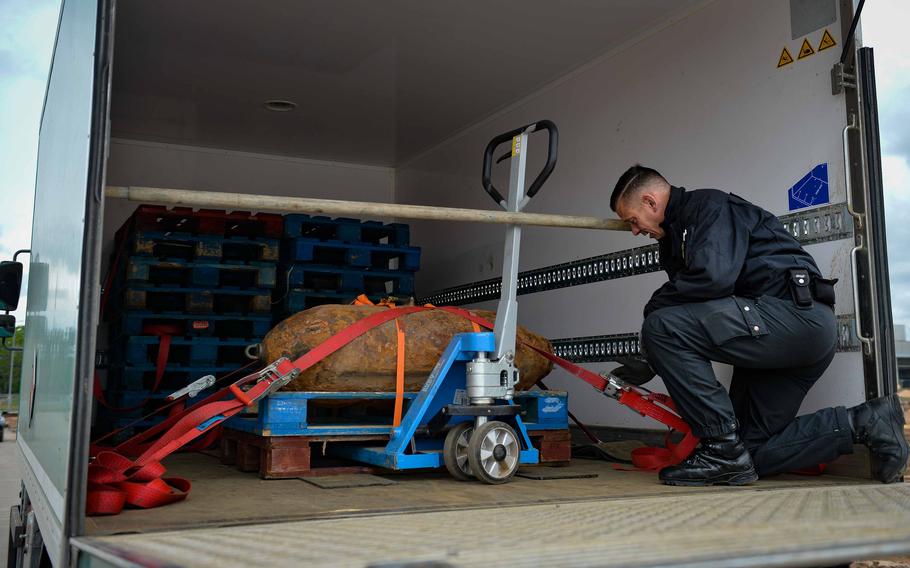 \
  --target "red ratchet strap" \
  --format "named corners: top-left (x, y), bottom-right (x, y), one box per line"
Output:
top-left (87, 306), bottom-right (427, 515)
top-left (90, 360), bottom-right (259, 457)
top-left (436, 306), bottom-right (699, 470)
top-left (530, 347), bottom-right (698, 469)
